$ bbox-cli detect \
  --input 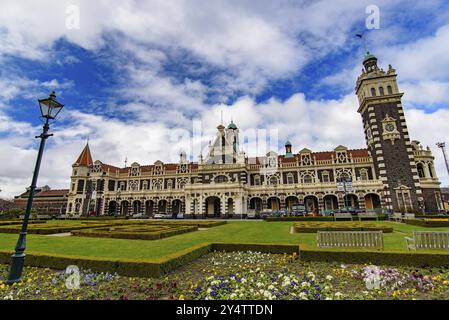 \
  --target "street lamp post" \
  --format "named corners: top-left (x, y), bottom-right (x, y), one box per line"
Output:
top-left (7, 91), bottom-right (64, 284)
